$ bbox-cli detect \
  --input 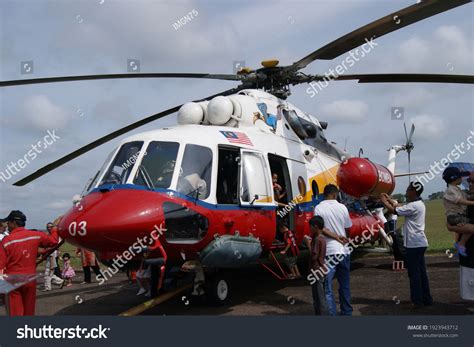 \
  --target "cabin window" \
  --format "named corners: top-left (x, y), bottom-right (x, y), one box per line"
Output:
top-left (176, 144), bottom-right (212, 200)
top-left (99, 141), bottom-right (144, 186)
top-left (217, 147), bottom-right (240, 204)
top-left (133, 141), bottom-right (179, 189)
